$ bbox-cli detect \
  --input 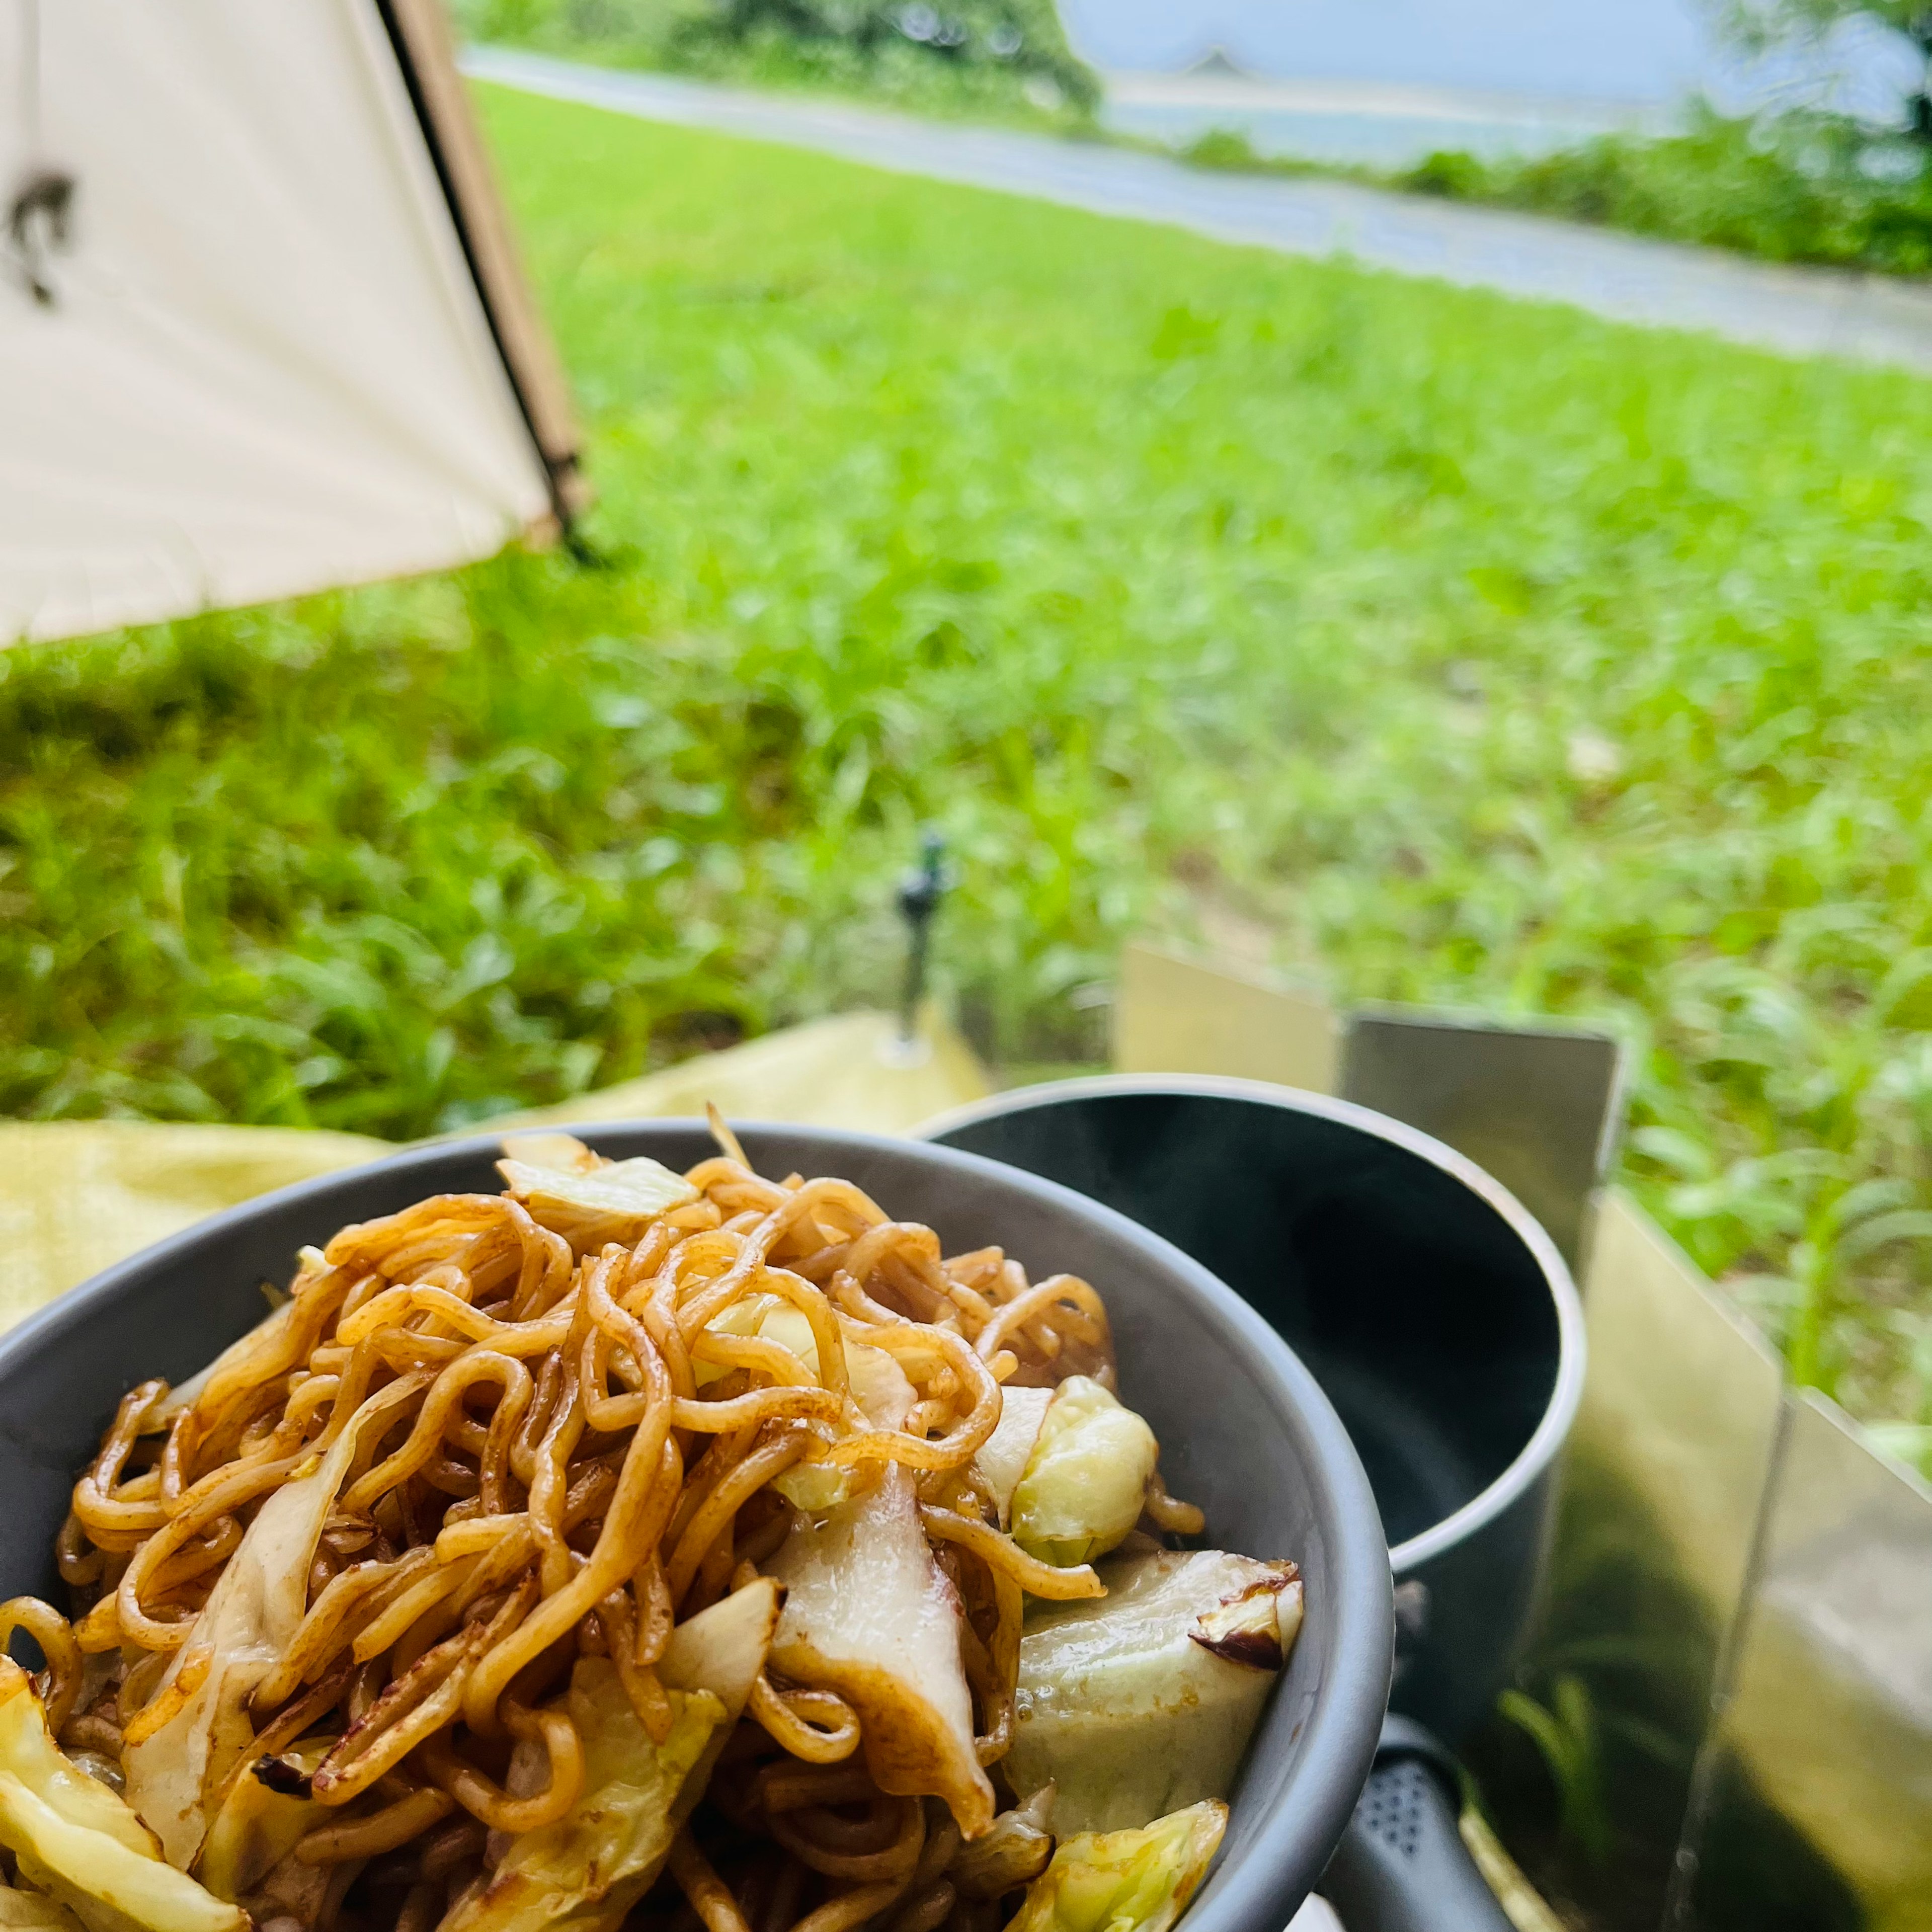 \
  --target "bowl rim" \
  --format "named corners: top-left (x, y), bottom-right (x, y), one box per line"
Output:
top-left (917, 1072), bottom-right (1589, 1574)
top-left (0, 1117), bottom-right (1394, 1932)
